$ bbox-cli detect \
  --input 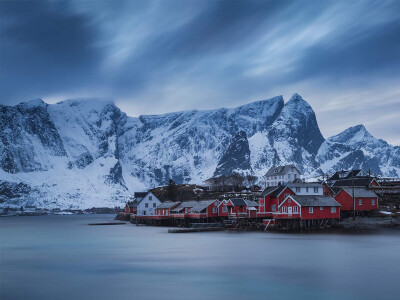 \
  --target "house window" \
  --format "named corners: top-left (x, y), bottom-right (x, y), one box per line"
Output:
top-left (143, 211), bottom-right (146, 215)
top-left (358, 199), bottom-right (362, 205)
top-left (314, 187), bottom-right (319, 193)
top-left (271, 204), bottom-right (276, 211)
top-left (145, 203), bottom-right (148, 208)
top-left (320, 206), bottom-right (323, 210)
top-left (309, 207), bottom-right (314, 213)
top-left (275, 176), bottom-right (277, 180)
top-left (288, 174), bottom-right (291, 179)
top-left (166, 211), bottom-right (169, 216)
top-left (372, 199), bottom-right (375, 205)
top-left (294, 174), bottom-right (297, 179)
top-left (293, 206), bottom-right (298, 213)
top-left (153, 203), bottom-right (157, 208)
top-left (288, 198), bottom-right (291, 203)
top-left (282, 207), bottom-right (287, 213)
top-left (223, 206), bottom-right (228, 213)
top-left (306, 187), bottom-right (309, 193)
top-left (296, 187), bottom-right (300, 192)
top-left (149, 196), bottom-right (152, 200)
top-left (331, 207), bottom-right (336, 213)
top-left (213, 207), bottom-right (218, 213)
